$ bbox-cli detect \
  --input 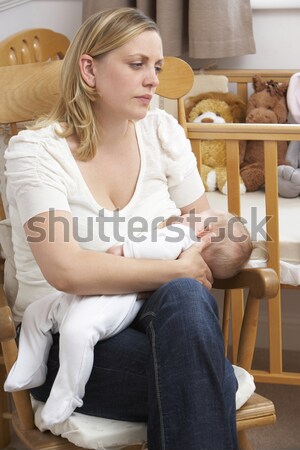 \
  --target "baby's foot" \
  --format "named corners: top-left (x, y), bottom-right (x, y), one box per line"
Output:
top-left (40, 394), bottom-right (83, 427)
top-left (4, 363), bottom-right (47, 392)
